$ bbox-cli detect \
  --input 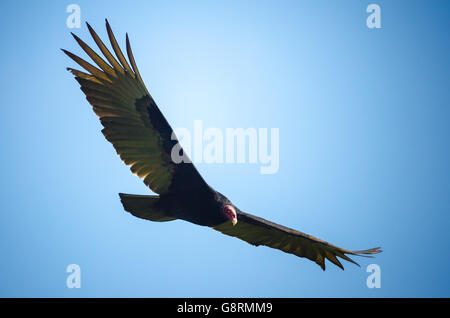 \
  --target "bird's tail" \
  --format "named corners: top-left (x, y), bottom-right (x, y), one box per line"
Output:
top-left (119, 193), bottom-right (176, 222)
